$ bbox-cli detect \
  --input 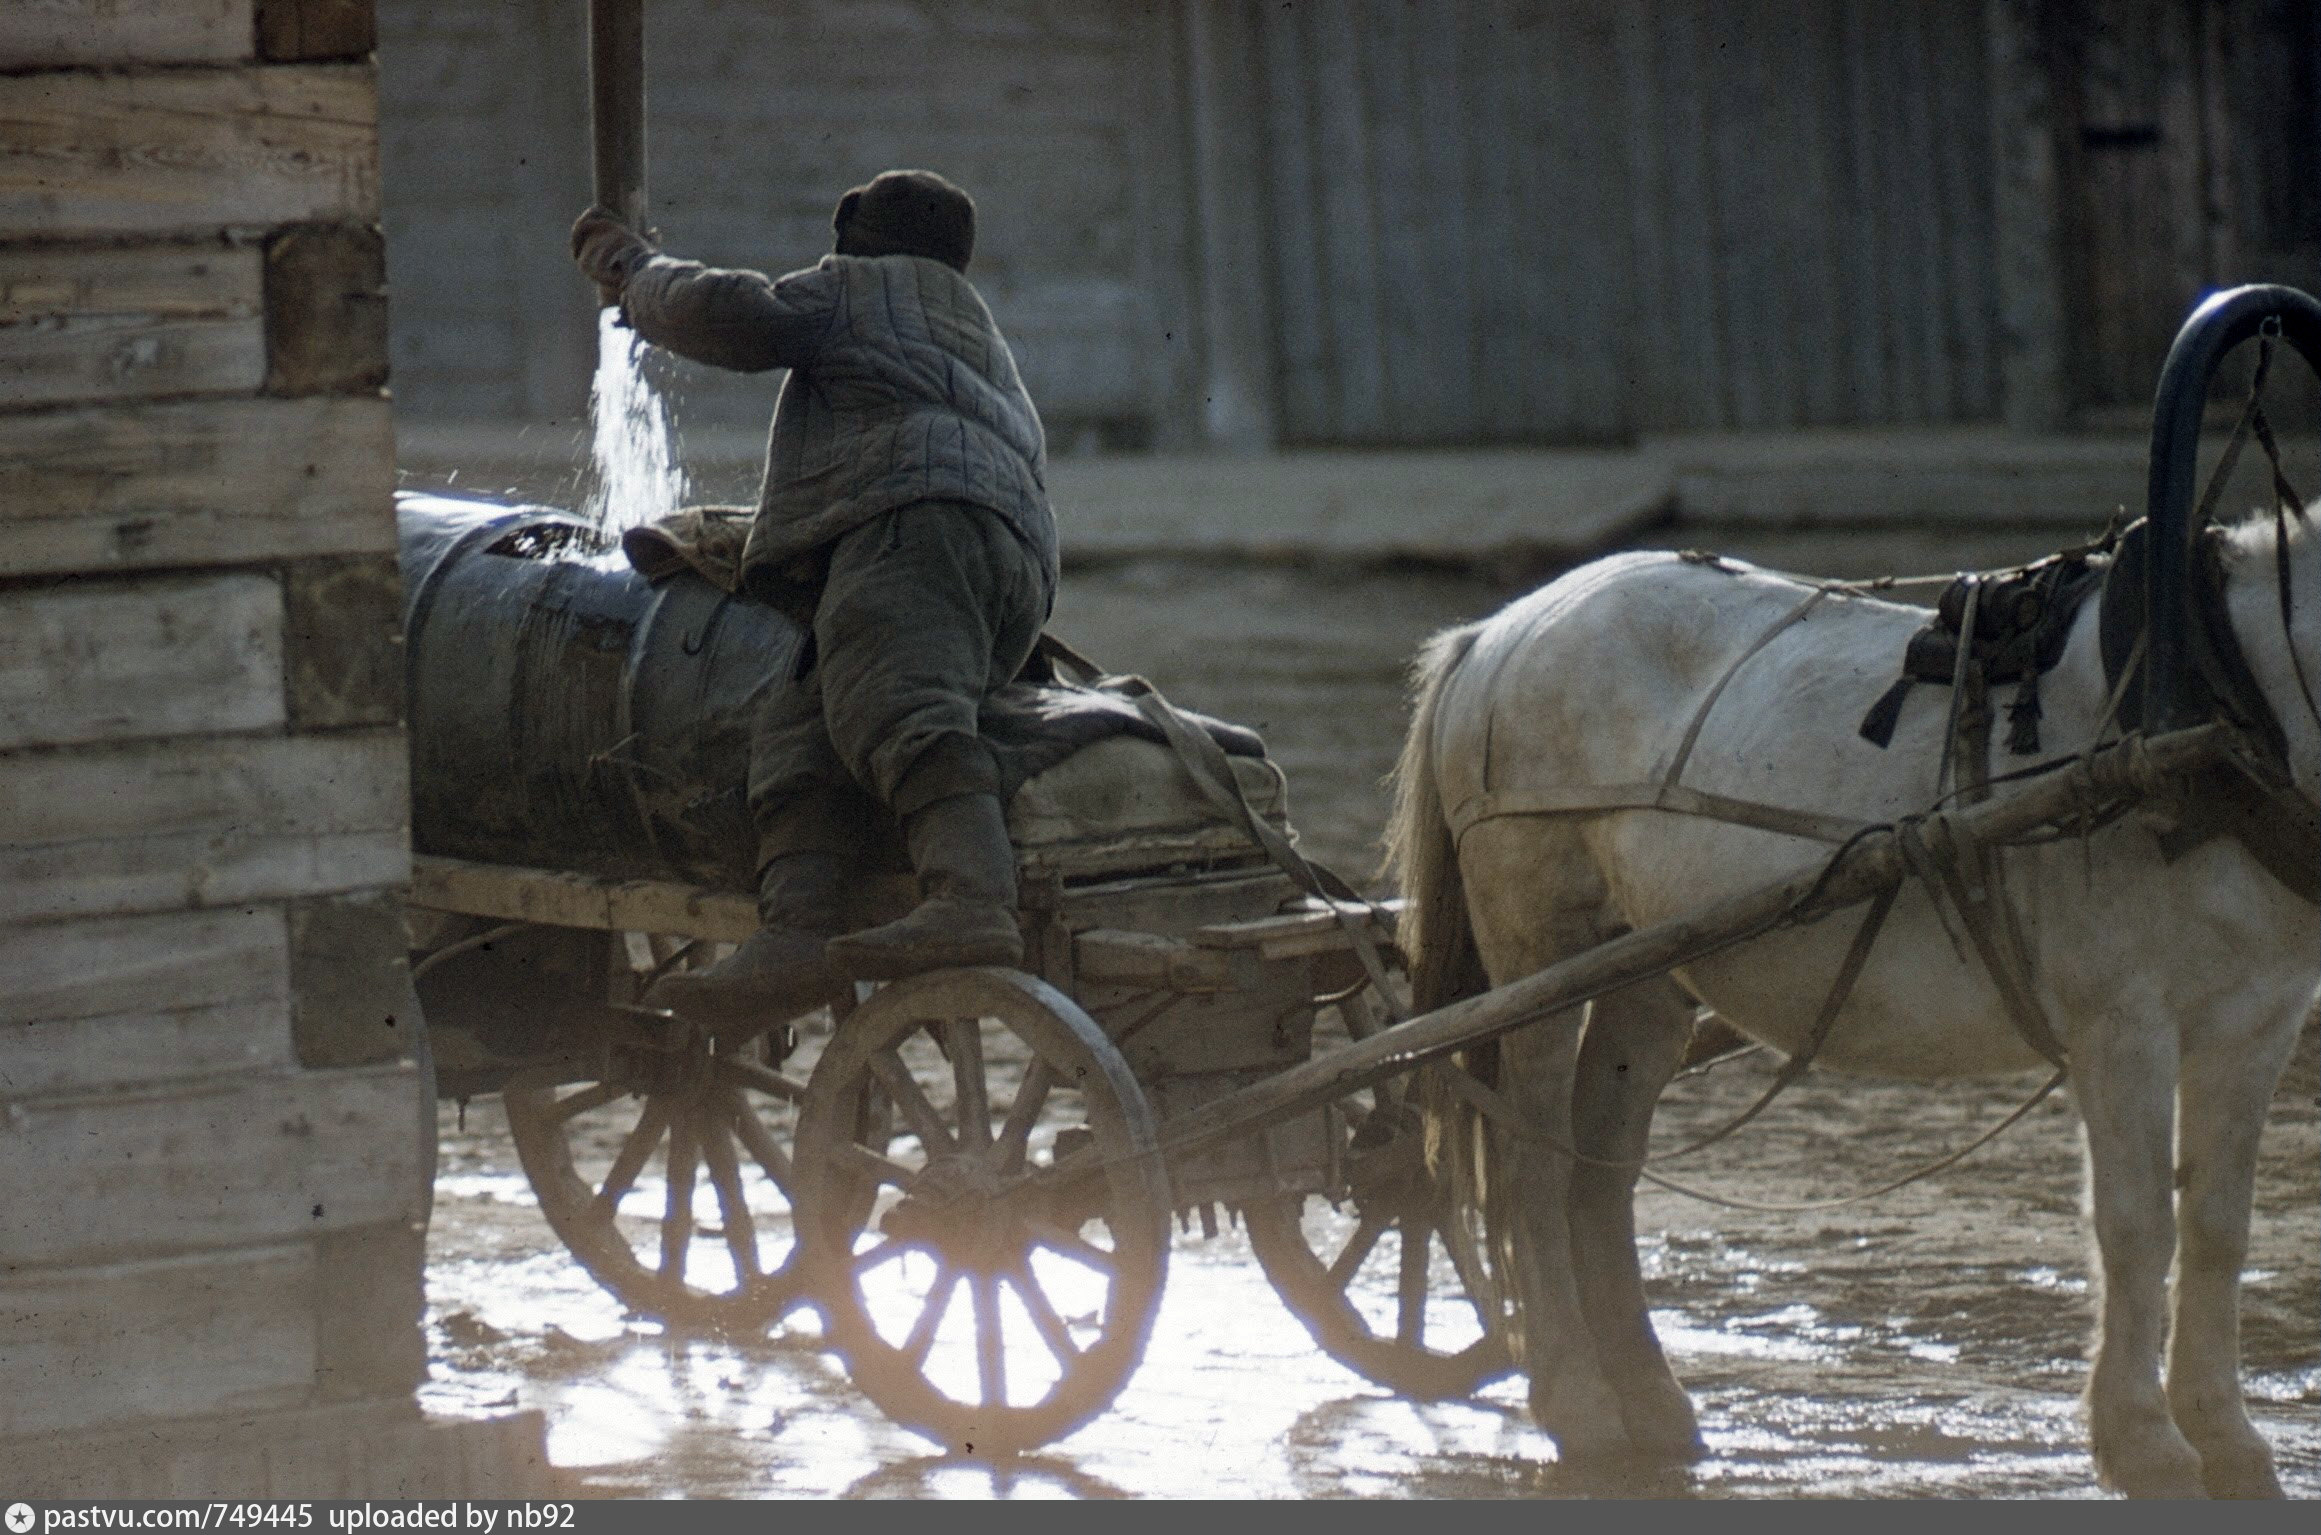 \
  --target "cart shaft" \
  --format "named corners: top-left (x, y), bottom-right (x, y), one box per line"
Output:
top-left (1146, 724), bottom-right (2229, 1167)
